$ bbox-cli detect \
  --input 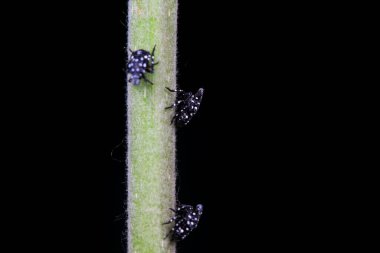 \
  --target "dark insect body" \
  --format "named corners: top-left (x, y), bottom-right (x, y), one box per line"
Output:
top-left (163, 203), bottom-right (203, 241)
top-left (165, 87), bottom-right (204, 126)
top-left (127, 45), bottom-right (158, 85)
